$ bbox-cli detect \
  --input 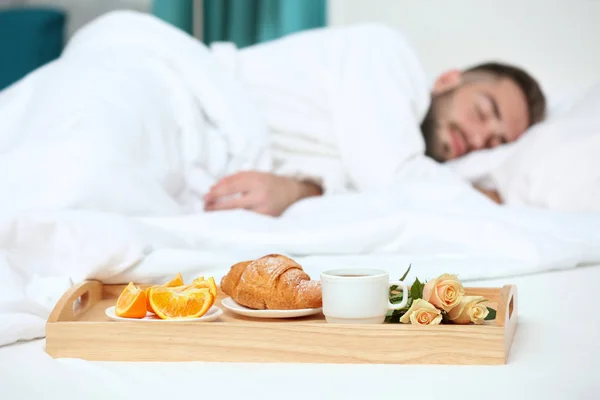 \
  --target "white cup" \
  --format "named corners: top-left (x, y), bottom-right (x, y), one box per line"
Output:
top-left (320, 268), bottom-right (409, 324)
